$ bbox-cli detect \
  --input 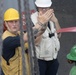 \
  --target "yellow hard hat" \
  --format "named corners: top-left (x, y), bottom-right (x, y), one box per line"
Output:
top-left (4, 8), bottom-right (19, 21)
